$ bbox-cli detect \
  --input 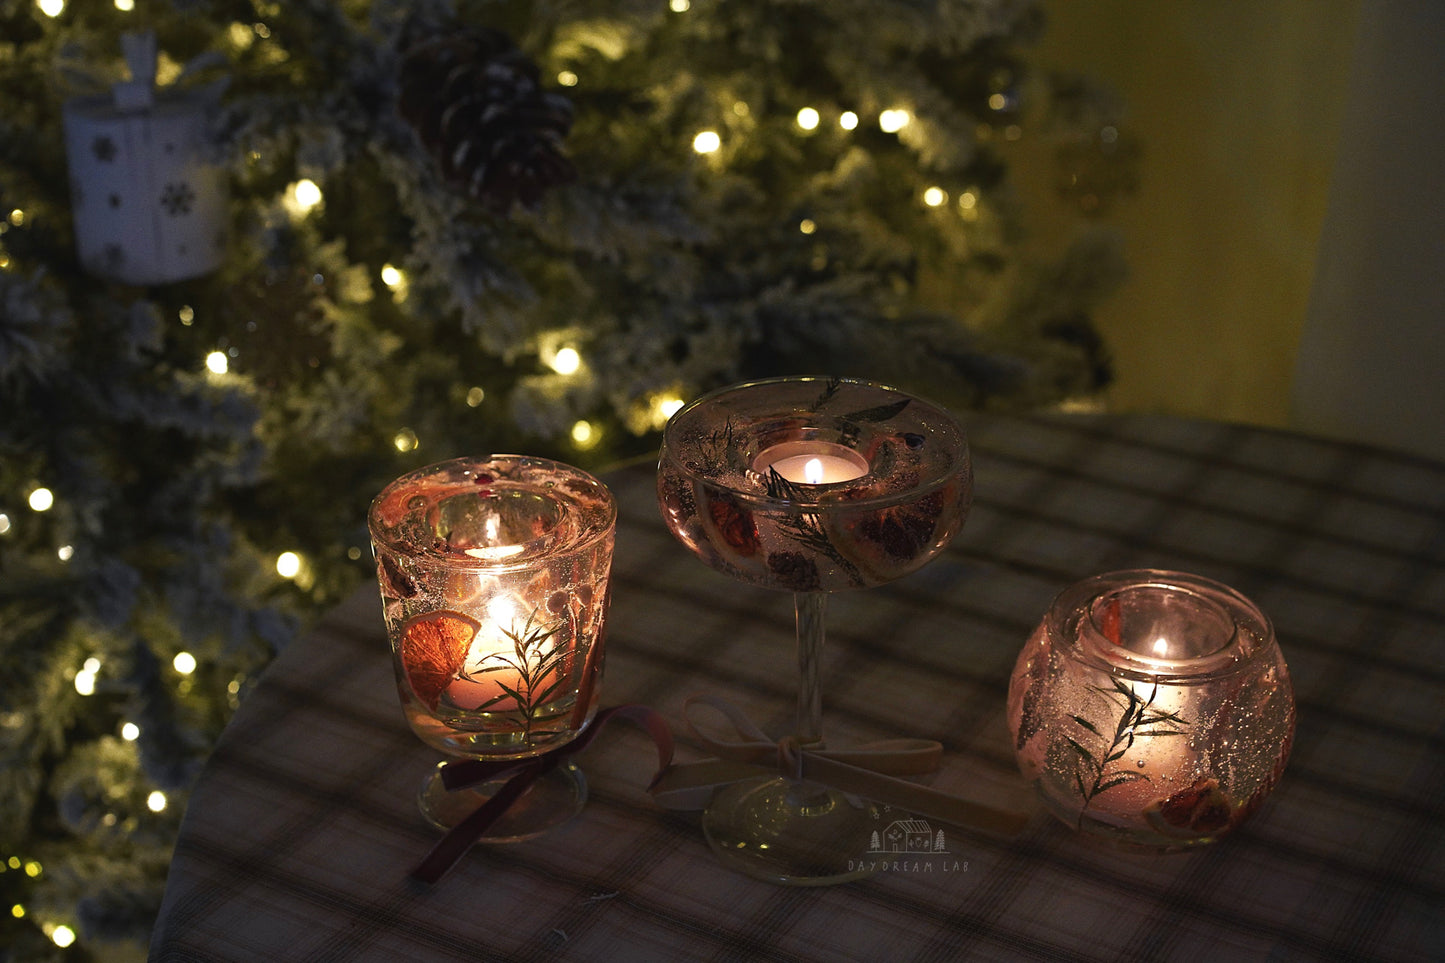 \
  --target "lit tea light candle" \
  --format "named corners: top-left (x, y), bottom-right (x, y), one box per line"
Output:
top-left (447, 593), bottom-right (531, 710)
top-left (753, 441), bottom-right (869, 485)
top-left (462, 511), bottom-right (527, 560)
